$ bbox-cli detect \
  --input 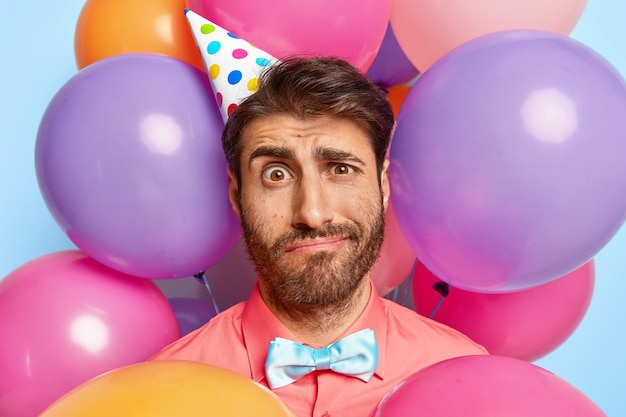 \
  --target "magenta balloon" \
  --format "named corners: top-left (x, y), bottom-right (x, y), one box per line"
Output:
top-left (366, 23), bottom-right (420, 89)
top-left (413, 260), bottom-right (594, 362)
top-left (36, 53), bottom-right (241, 279)
top-left (185, 0), bottom-right (390, 72)
top-left (390, 30), bottom-right (626, 292)
top-left (0, 250), bottom-right (181, 417)
top-left (372, 355), bottom-right (607, 416)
